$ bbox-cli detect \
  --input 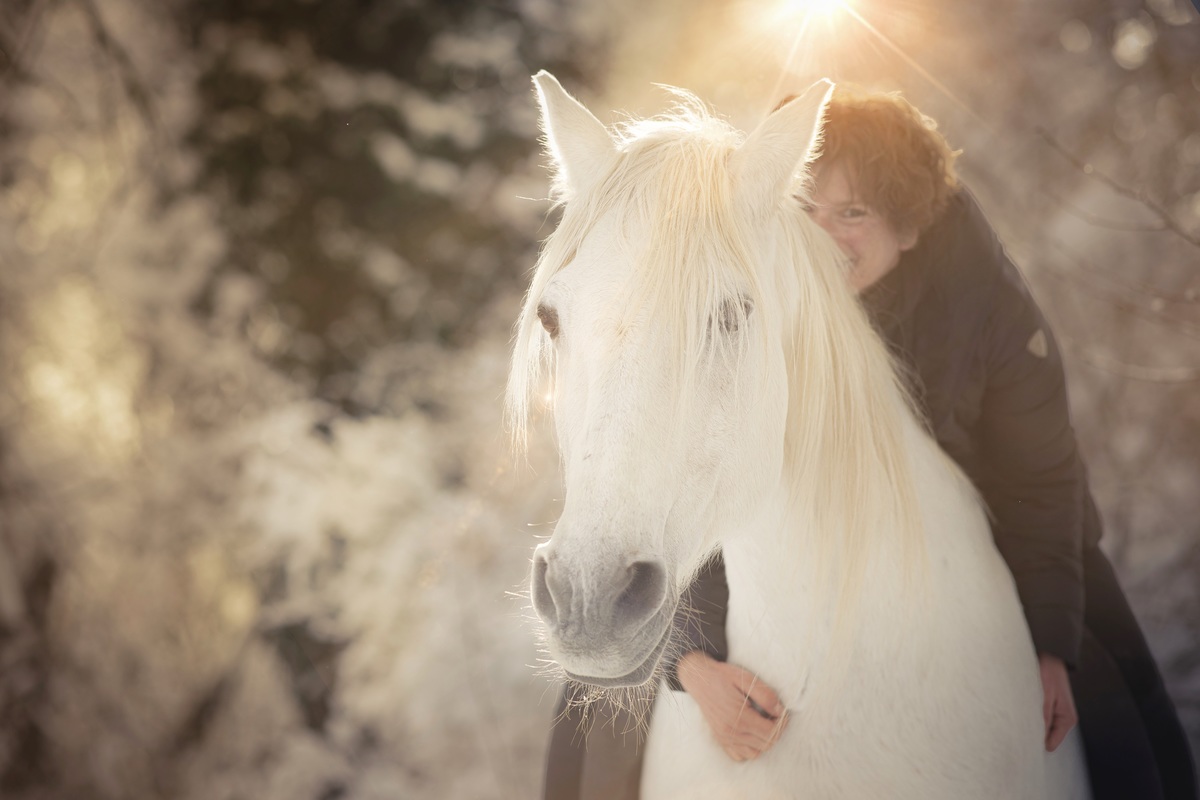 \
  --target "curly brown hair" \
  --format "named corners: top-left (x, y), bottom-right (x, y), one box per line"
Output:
top-left (780, 87), bottom-right (960, 234)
